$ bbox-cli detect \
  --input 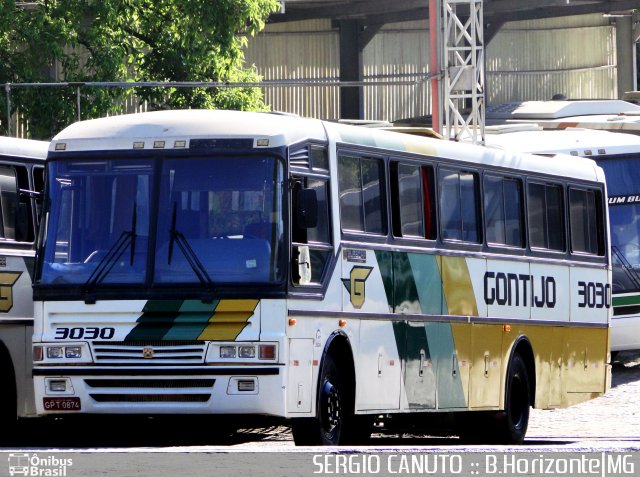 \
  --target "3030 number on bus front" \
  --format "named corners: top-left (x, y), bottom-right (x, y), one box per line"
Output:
top-left (54, 327), bottom-right (115, 340)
